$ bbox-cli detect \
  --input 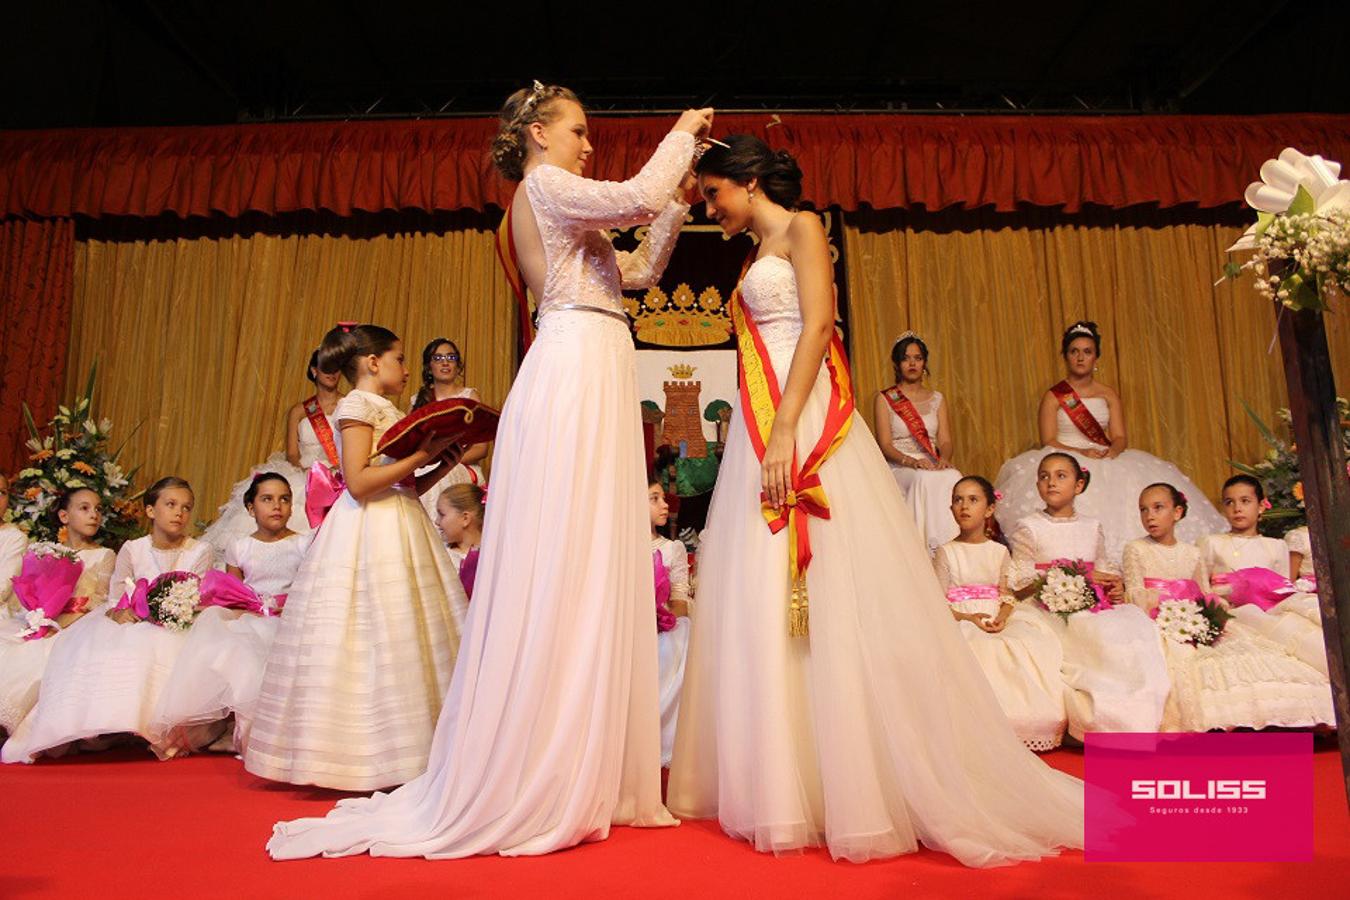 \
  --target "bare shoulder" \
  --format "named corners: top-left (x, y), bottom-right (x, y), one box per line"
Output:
top-left (787, 210), bottom-right (826, 240)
